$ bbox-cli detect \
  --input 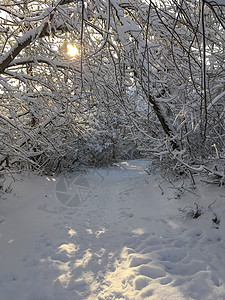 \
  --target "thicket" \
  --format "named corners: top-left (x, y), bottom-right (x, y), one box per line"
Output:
top-left (0, 0), bottom-right (224, 183)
